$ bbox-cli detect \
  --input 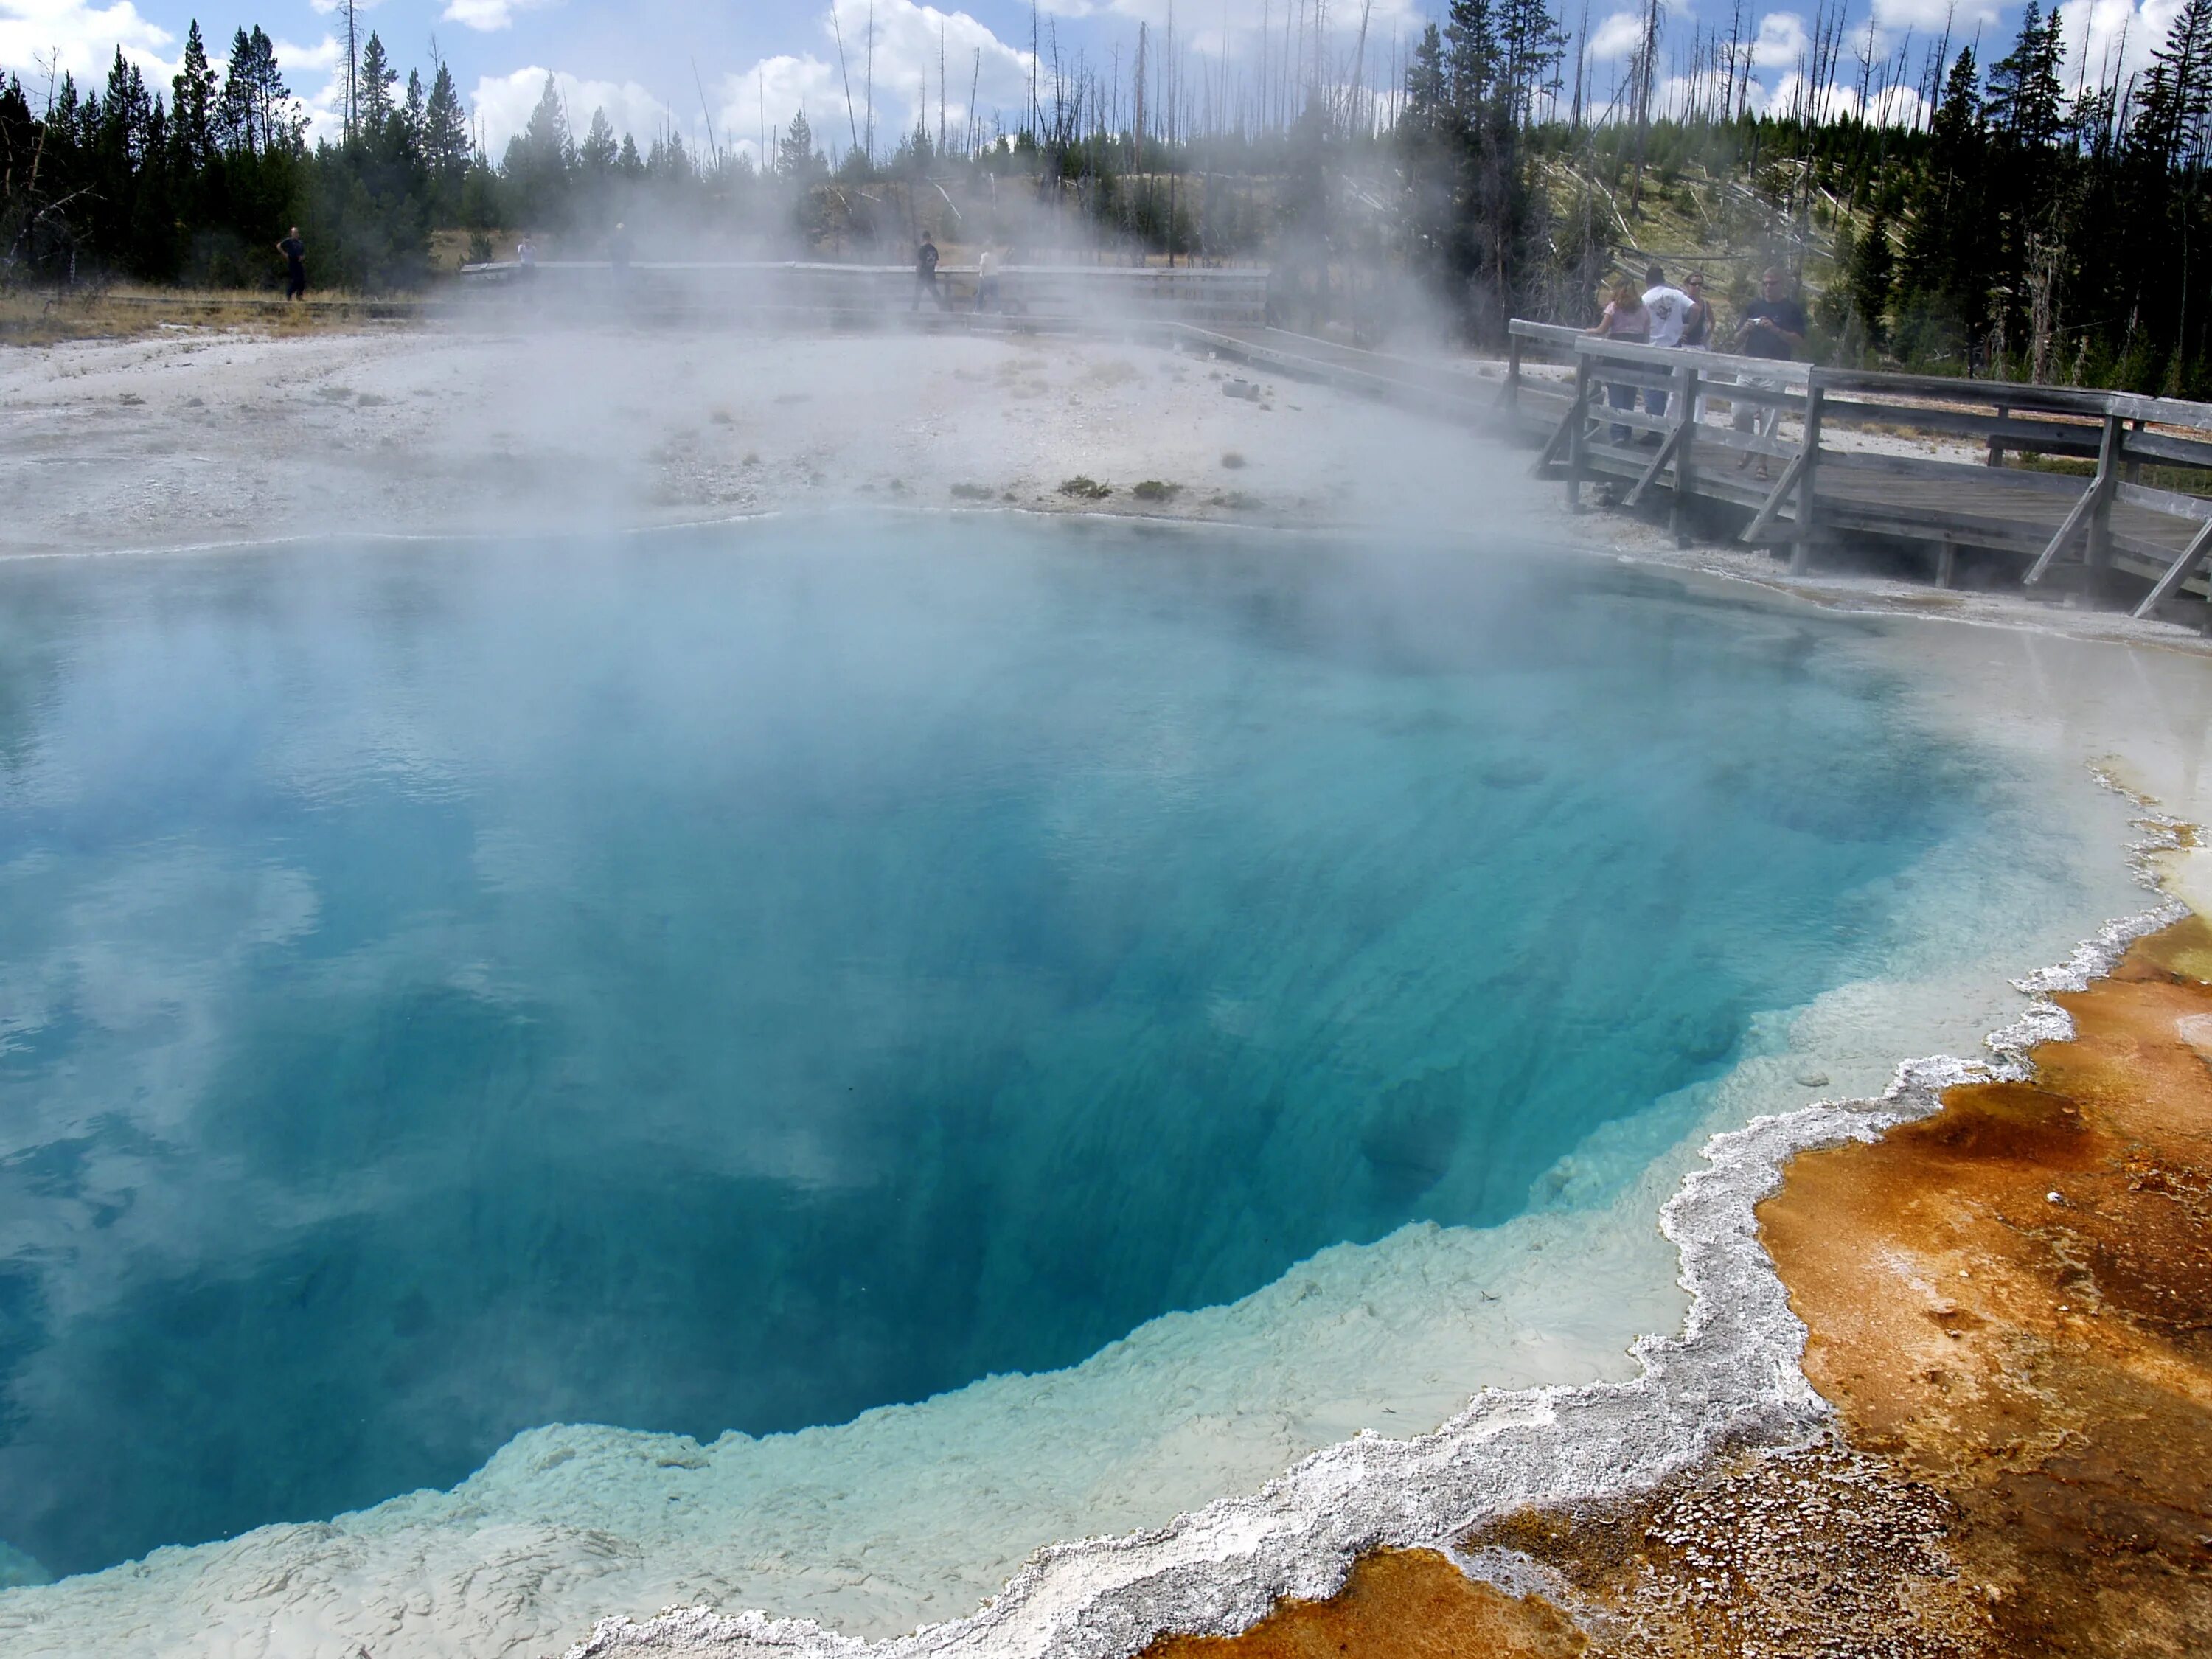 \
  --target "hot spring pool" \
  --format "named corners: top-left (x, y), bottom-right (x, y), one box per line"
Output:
top-left (0, 515), bottom-right (2146, 1648)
